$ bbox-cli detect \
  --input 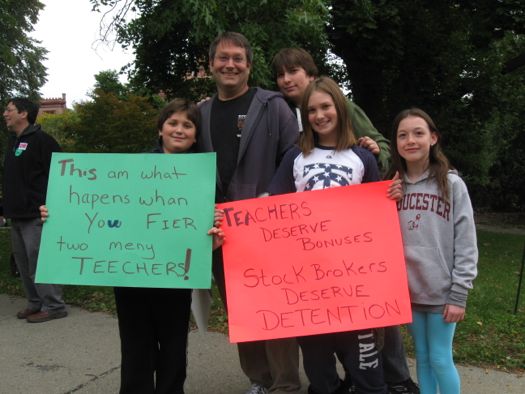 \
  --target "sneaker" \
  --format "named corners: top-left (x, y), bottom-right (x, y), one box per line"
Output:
top-left (245, 383), bottom-right (269, 394)
top-left (26, 310), bottom-right (68, 323)
top-left (388, 378), bottom-right (420, 394)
